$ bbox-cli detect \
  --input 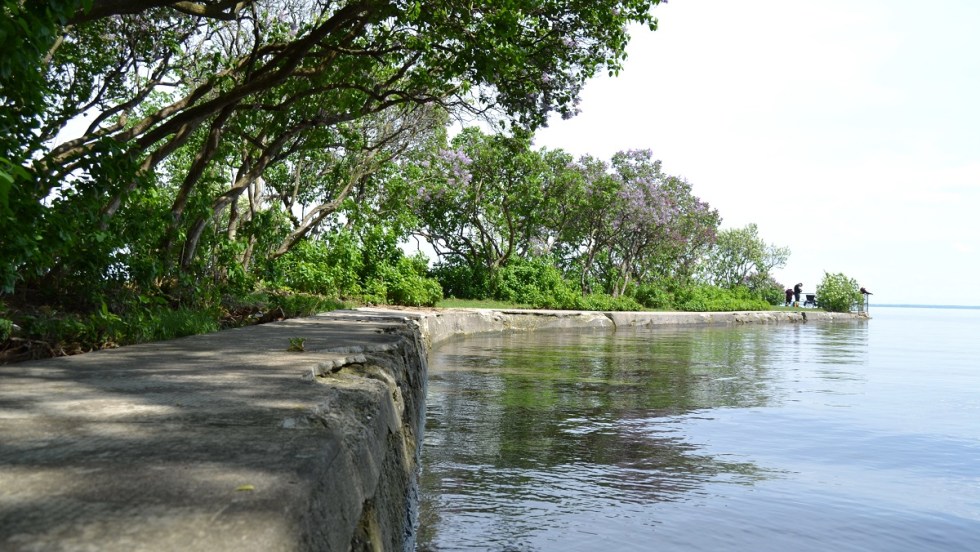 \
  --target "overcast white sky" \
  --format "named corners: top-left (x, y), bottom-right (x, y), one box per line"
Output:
top-left (534, 0), bottom-right (980, 306)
